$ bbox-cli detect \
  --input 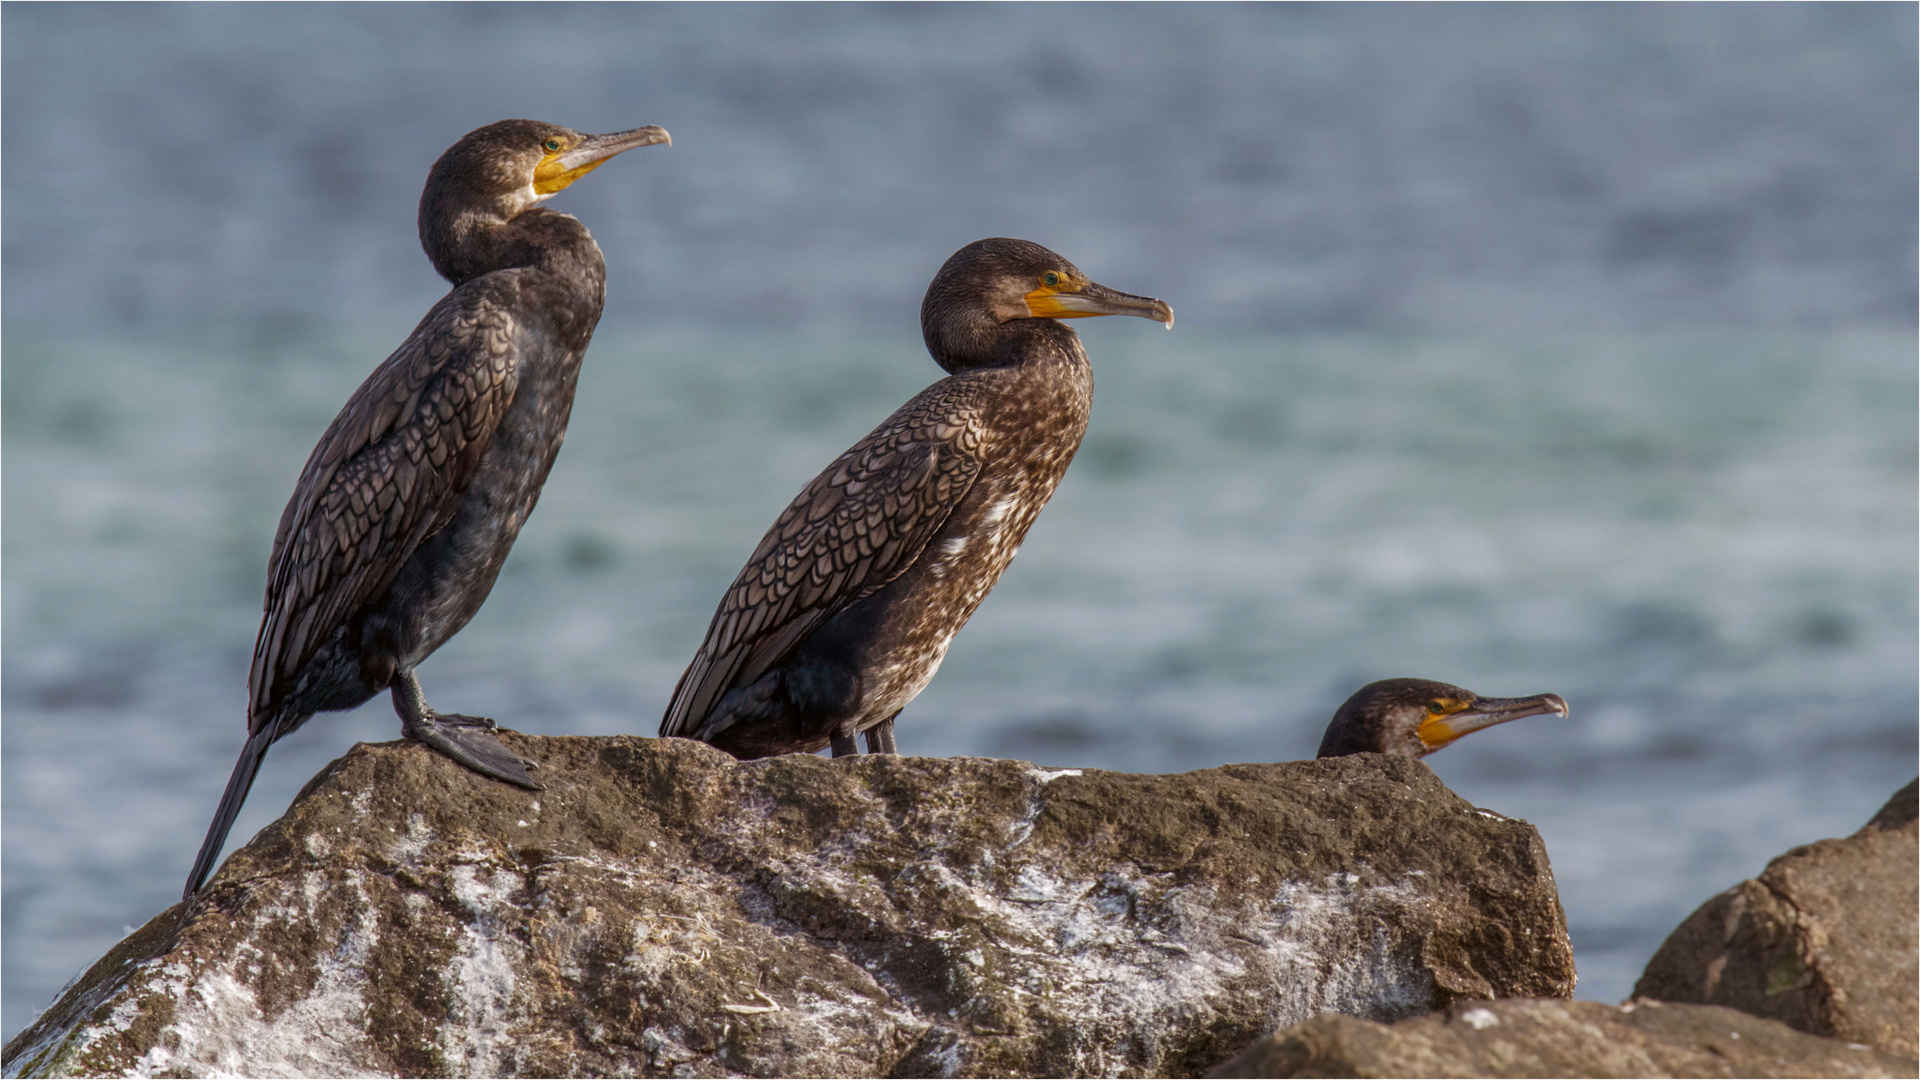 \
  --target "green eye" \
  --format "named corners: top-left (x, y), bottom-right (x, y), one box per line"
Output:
top-left (544, 139), bottom-right (562, 152)
top-left (1042, 272), bottom-right (1060, 287)
top-left (1428, 701), bottom-right (1448, 714)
